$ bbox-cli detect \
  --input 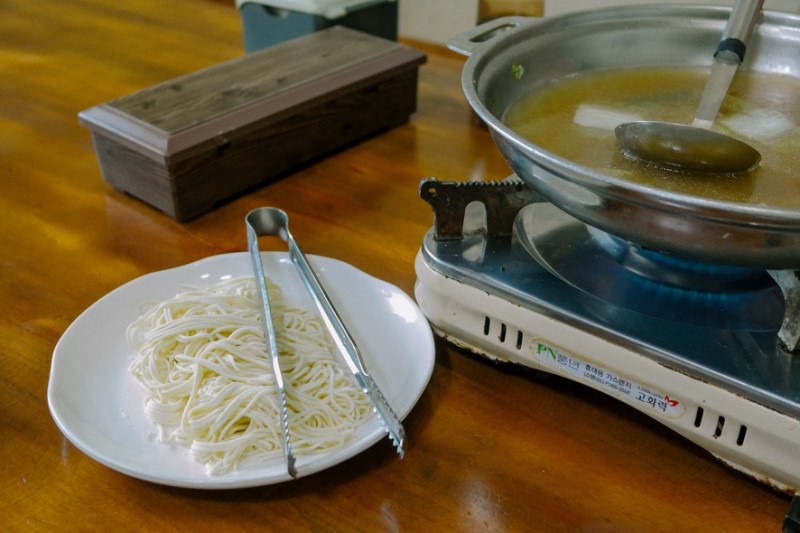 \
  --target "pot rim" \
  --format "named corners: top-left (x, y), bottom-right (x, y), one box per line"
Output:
top-left (456, 5), bottom-right (800, 232)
